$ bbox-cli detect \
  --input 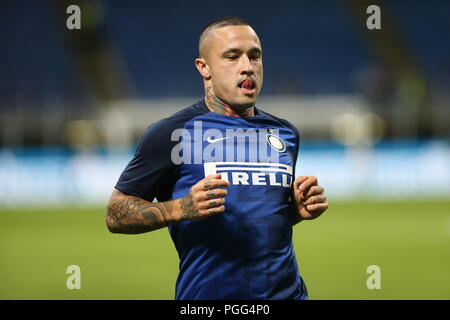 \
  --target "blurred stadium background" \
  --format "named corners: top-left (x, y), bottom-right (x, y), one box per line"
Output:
top-left (0, 0), bottom-right (449, 299)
